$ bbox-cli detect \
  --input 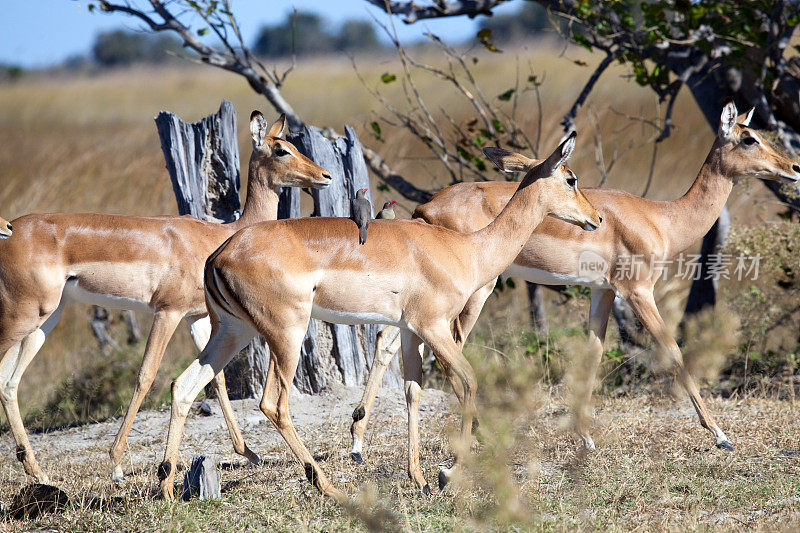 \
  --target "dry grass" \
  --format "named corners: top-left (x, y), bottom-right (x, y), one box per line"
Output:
top-left (0, 44), bottom-right (785, 416)
top-left (0, 385), bottom-right (798, 531)
top-left (1, 43), bottom-right (799, 531)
